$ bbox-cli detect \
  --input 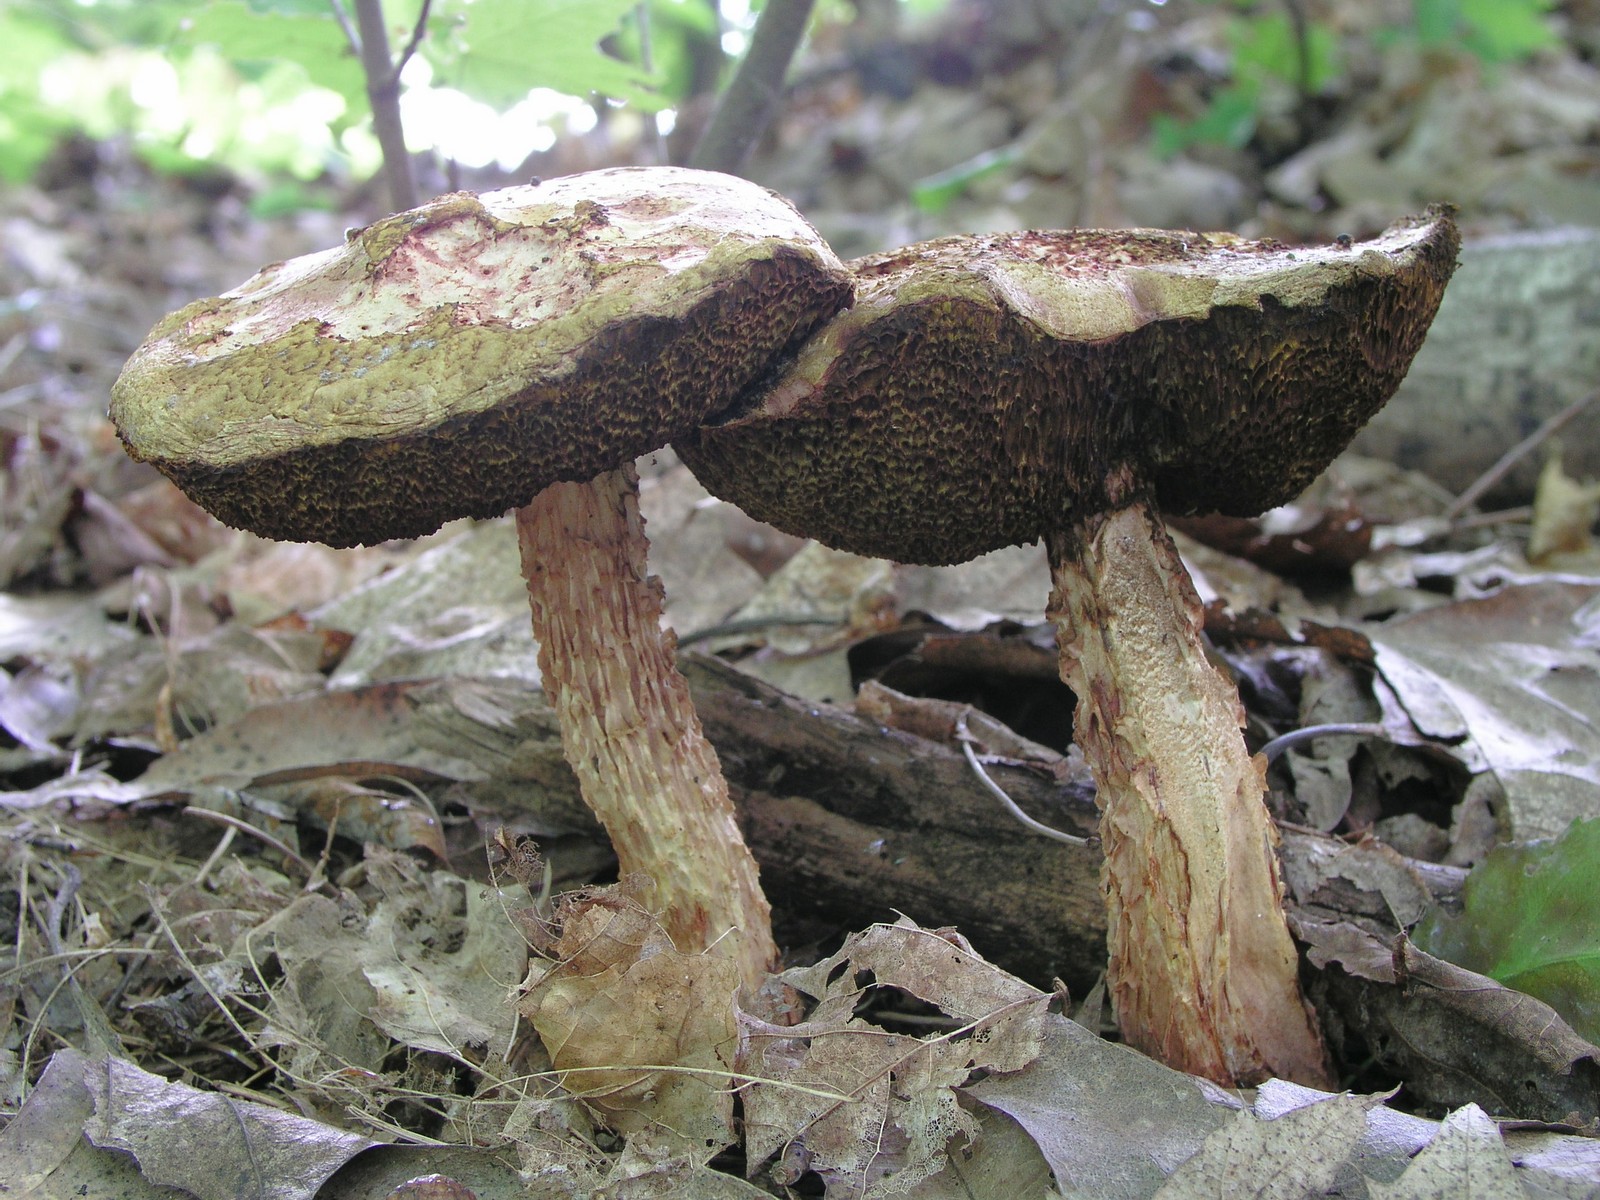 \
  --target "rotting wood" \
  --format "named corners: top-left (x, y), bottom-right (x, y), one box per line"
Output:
top-left (411, 656), bottom-right (1598, 1118)
top-left (415, 654), bottom-right (1106, 989)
